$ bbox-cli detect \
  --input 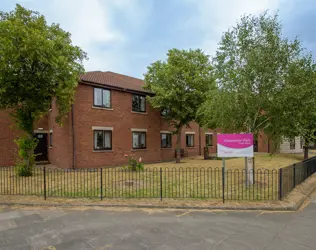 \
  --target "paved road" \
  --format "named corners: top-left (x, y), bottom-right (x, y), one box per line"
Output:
top-left (0, 202), bottom-right (316, 250)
